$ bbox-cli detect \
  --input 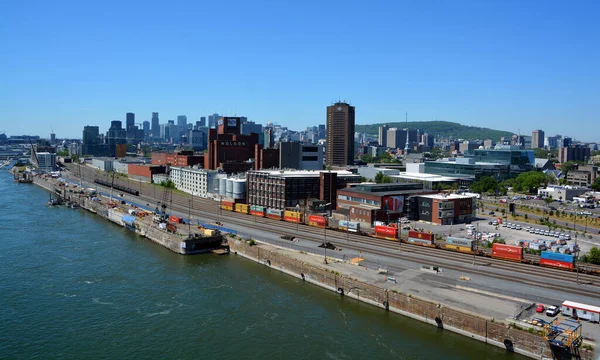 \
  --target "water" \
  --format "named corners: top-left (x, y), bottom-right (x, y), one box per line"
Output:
top-left (0, 173), bottom-right (525, 360)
